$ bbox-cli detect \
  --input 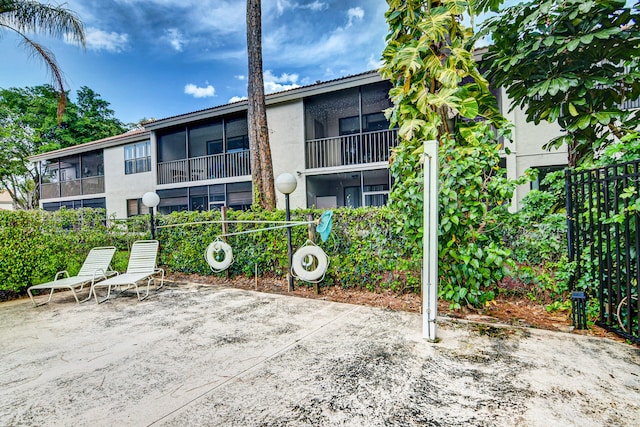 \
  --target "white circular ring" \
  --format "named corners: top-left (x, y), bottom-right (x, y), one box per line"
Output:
top-left (206, 241), bottom-right (233, 271)
top-left (292, 245), bottom-right (328, 282)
